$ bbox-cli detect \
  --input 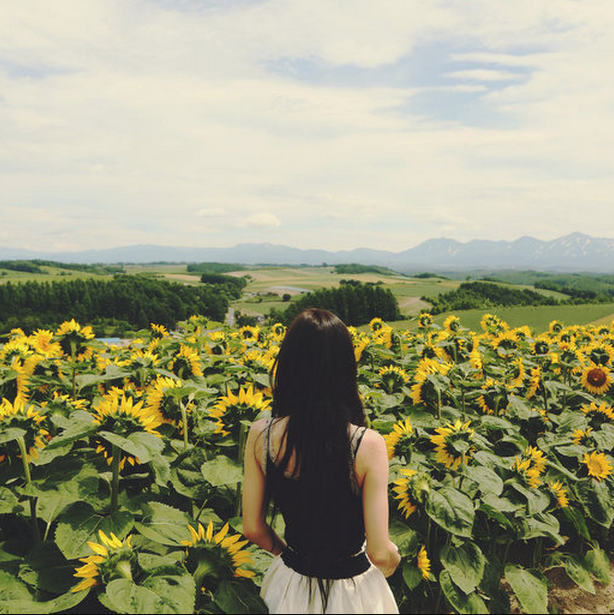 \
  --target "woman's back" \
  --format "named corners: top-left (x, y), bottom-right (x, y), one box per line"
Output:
top-left (261, 417), bottom-right (369, 578)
